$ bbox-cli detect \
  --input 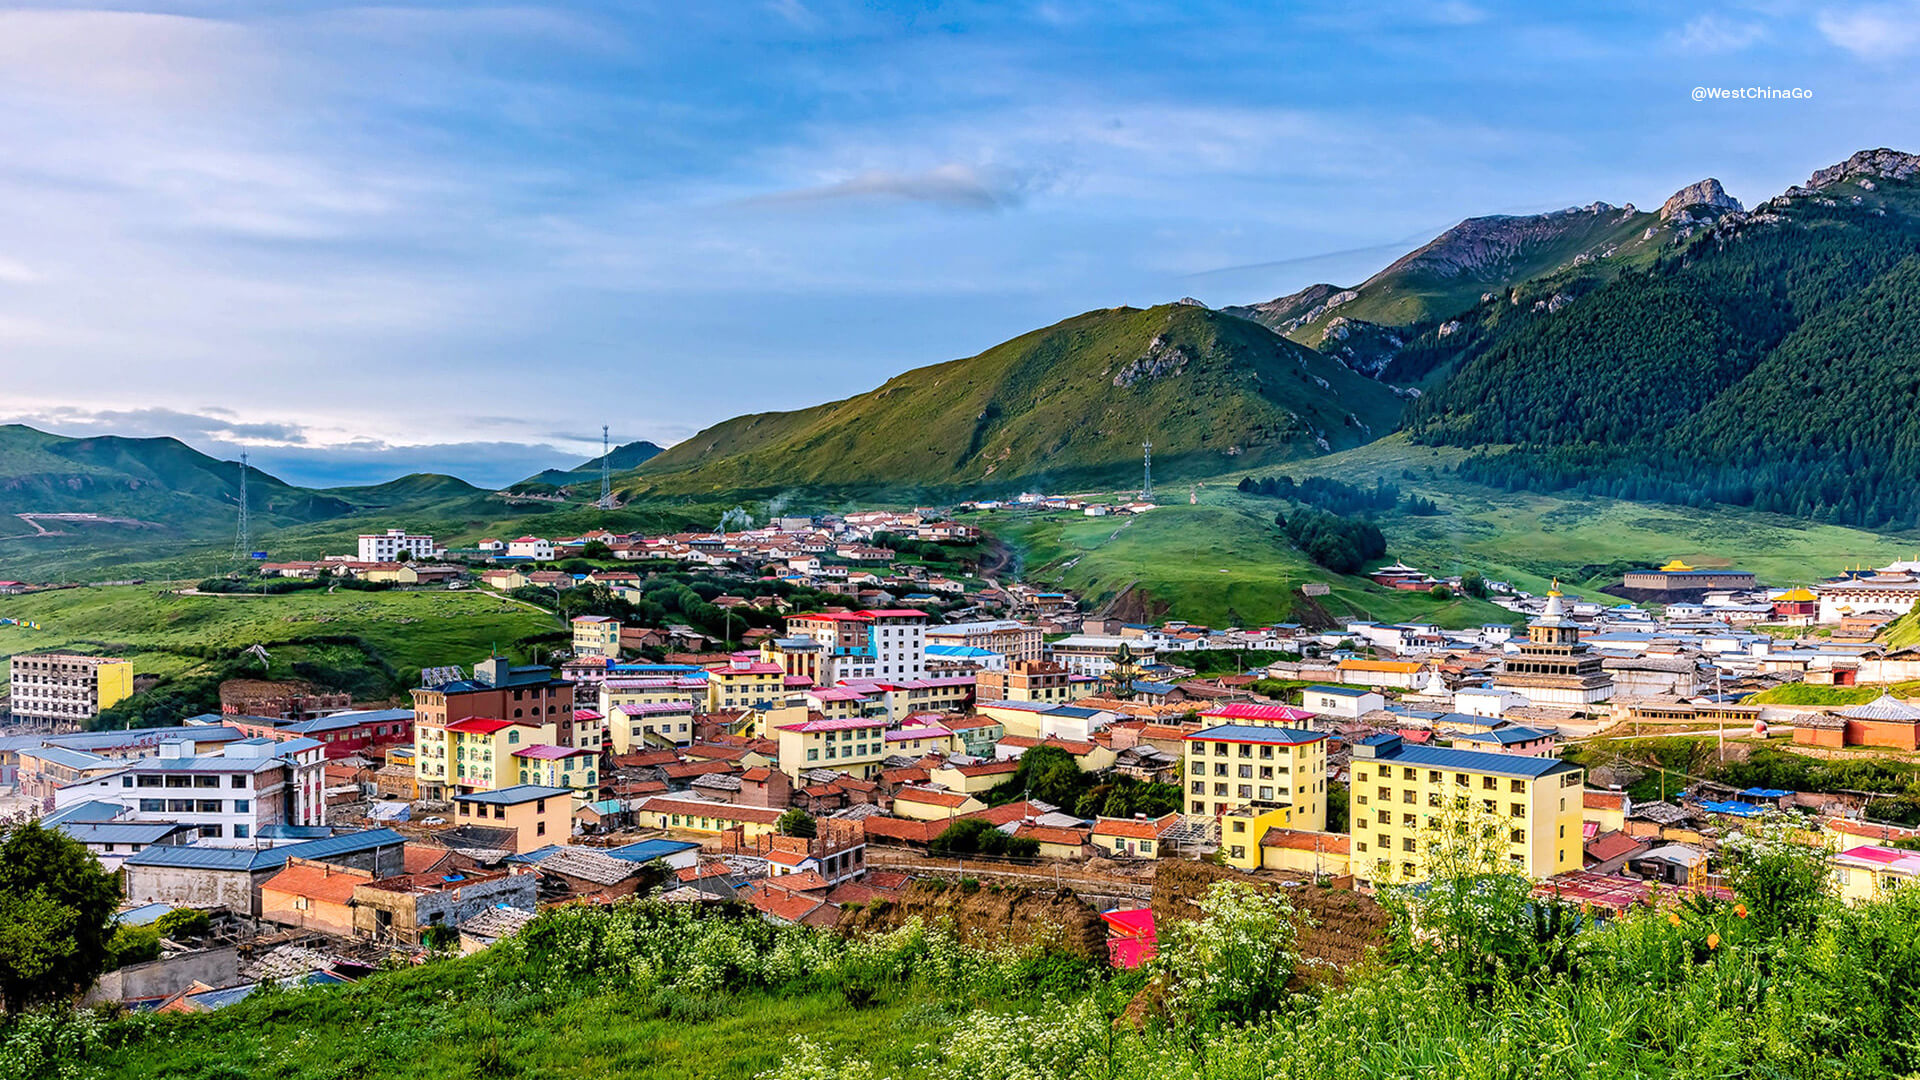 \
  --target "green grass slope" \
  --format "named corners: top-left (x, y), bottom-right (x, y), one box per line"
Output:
top-left (631, 304), bottom-right (1405, 497)
top-left (517, 440), bottom-right (666, 490)
top-left (0, 584), bottom-right (559, 700)
top-left (984, 497), bottom-right (1511, 629)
